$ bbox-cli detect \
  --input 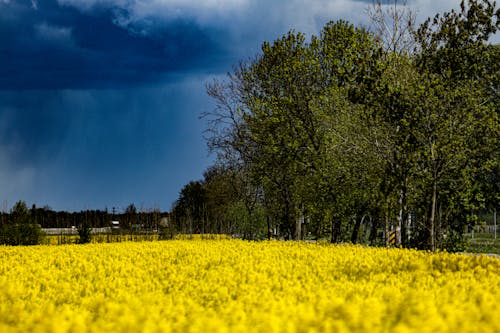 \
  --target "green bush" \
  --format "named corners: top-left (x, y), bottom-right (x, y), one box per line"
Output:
top-left (158, 225), bottom-right (176, 240)
top-left (441, 230), bottom-right (467, 253)
top-left (0, 223), bottom-right (43, 245)
top-left (77, 222), bottom-right (92, 244)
